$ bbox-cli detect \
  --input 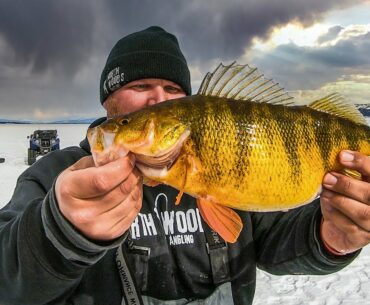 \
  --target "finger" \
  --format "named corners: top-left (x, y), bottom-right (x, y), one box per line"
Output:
top-left (116, 168), bottom-right (143, 197)
top-left (84, 186), bottom-right (142, 240)
top-left (338, 150), bottom-right (370, 178)
top-left (69, 156), bottom-right (96, 171)
top-left (65, 154), bottom-right (136, 199)
top-left (93, 168), bottom-right (143, 213)
top-left (321, 197), bottom-right (370, 250)
top-left (321, 196), bottom-right (351, 236)
top-left (108, 203), bottom-right (142, 239)
top-left (322, 172), bottom-right (370, 205)
top-left (321, 189), bottom-right (370, 231)
top-left (79, 167), bottom-right (142, 208)
top-left (105, 181), bottom-right (142, 219)
top-left (57, 166), bottom-right (141, 231)
top-left (106, 188), bottom-right (143, 239)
